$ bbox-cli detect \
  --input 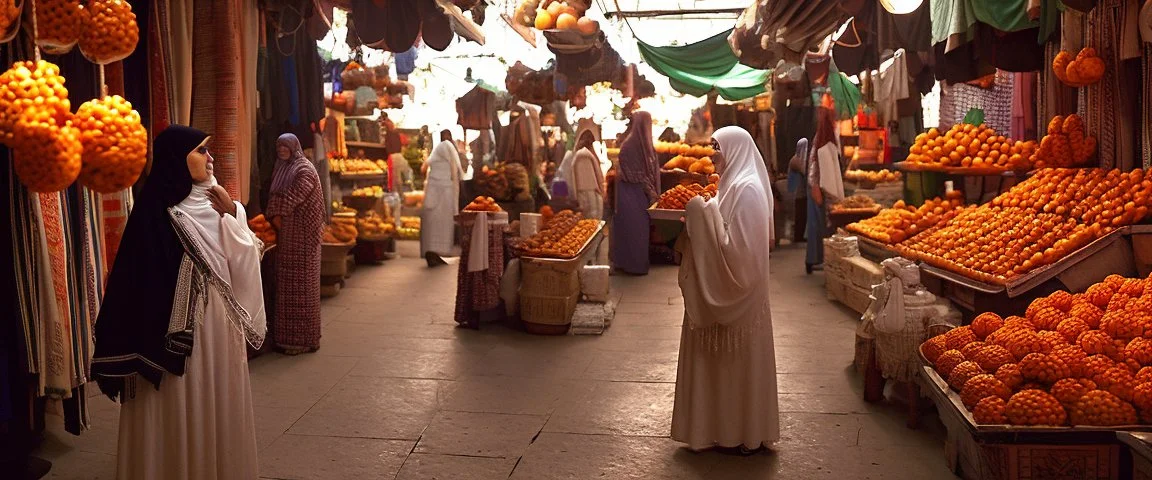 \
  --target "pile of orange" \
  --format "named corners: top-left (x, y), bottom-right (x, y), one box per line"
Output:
top-left (529, 0), bottom-right (599, 34)
top-left (662, 155), bottom-right (715, 175)
top-left (78, 0), bottom-right (140, 64)
top-left (897, 168), bottom-right (1151, 284)
top-left (464, 196), bottom-right (502, 212)
top-left (518, 210), bottom-right (600, 258)
top-left (656, 142), bottom-right (715, 158)
top-left (922, 274), bottom-right (1152, 426)
top-left (1032, 114), bottom-right (1096, 168)
top-left (0, 60), bottom-right (71, 148)
top-left (905, 123), bottom-right (1038, 171)
top-left (1053, 48), bottom-right (1105, 88)
top-left (248, 215), bottom-right (277, 246)
top-left (844, 192), bottom-right (965, 244)
top-left (322, 216), bottom-right (357, 244)
top-left (34, 0), bottom-right (83, 53)
top-left (845, 169), bottom-right (902, 184)
top-left (74, 95), bottom-right (148, 193)
top-left (656, 183), bottom-right (718, 210)
top-left (12, 106), bottom-right (82, 192)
